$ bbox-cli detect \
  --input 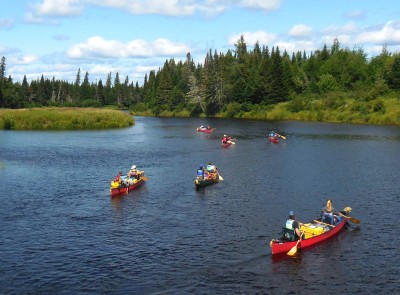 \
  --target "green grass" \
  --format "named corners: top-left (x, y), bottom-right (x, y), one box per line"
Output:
top-left (0, 107), bottom-right (134, 130)
top-left (217, 95), bottom-right (400, 126)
